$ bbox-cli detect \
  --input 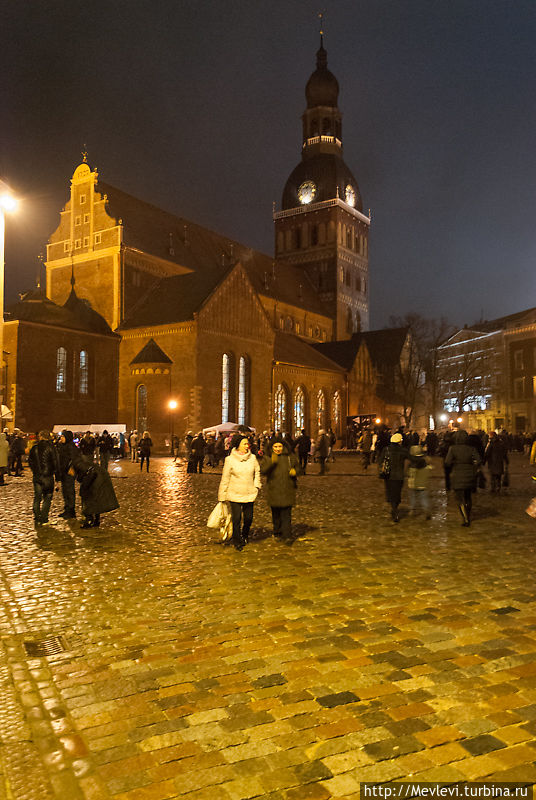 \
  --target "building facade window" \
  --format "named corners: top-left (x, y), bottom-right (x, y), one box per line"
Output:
top-left (79, 350), bottom-right (89, 395)
top-left (64, 241), bottom-right (71, 253)
top-left (294, 386), bottom-right (306, 434)
top-left (347, 307), bottom-right (354, 334)
top-left (222, 354), bottom-right (230, 423)
top-left (238, 356), bottom-right (249, 425)
top-left (332, 391), bottom-right (341, 436)
top-left (136, 384), bottom-right (147, 432)
top-left (514, 377), bottom-right (525, 399)
top-left (56, 347), bottom-right (67, 393)
top-left (94, 232), bottom-right (102, 244)
top-left (316, 389), bottom-right (326, 431)
top-left (274, 384), bottom-right (288, 432)
top-left (514, 350), bottom-right (524, 370)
